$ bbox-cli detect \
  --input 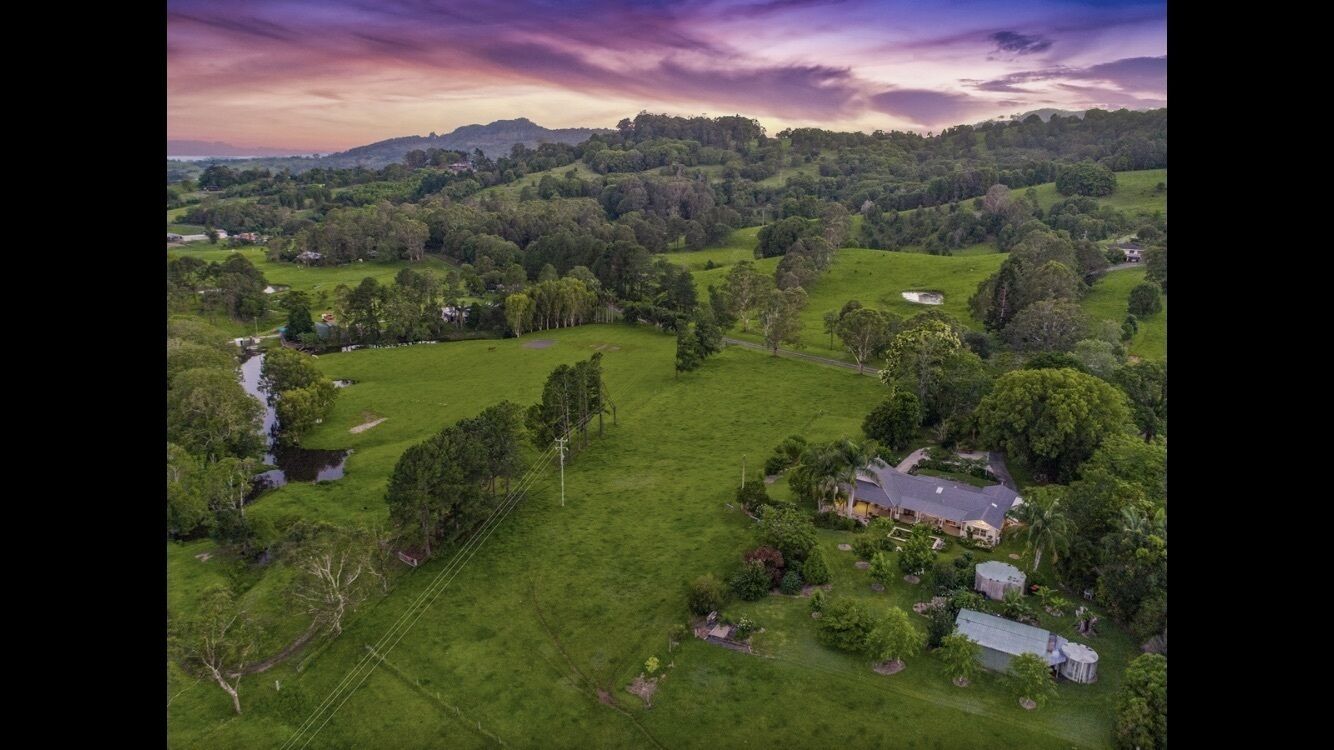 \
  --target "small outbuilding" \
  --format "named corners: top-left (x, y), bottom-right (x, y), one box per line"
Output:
top-left (955, 608), bottom-right (1066, 673)
top-left (1058, 642), bottom-right (1099, 684)
top-left (974, 560), bottom-right (1026, 601)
